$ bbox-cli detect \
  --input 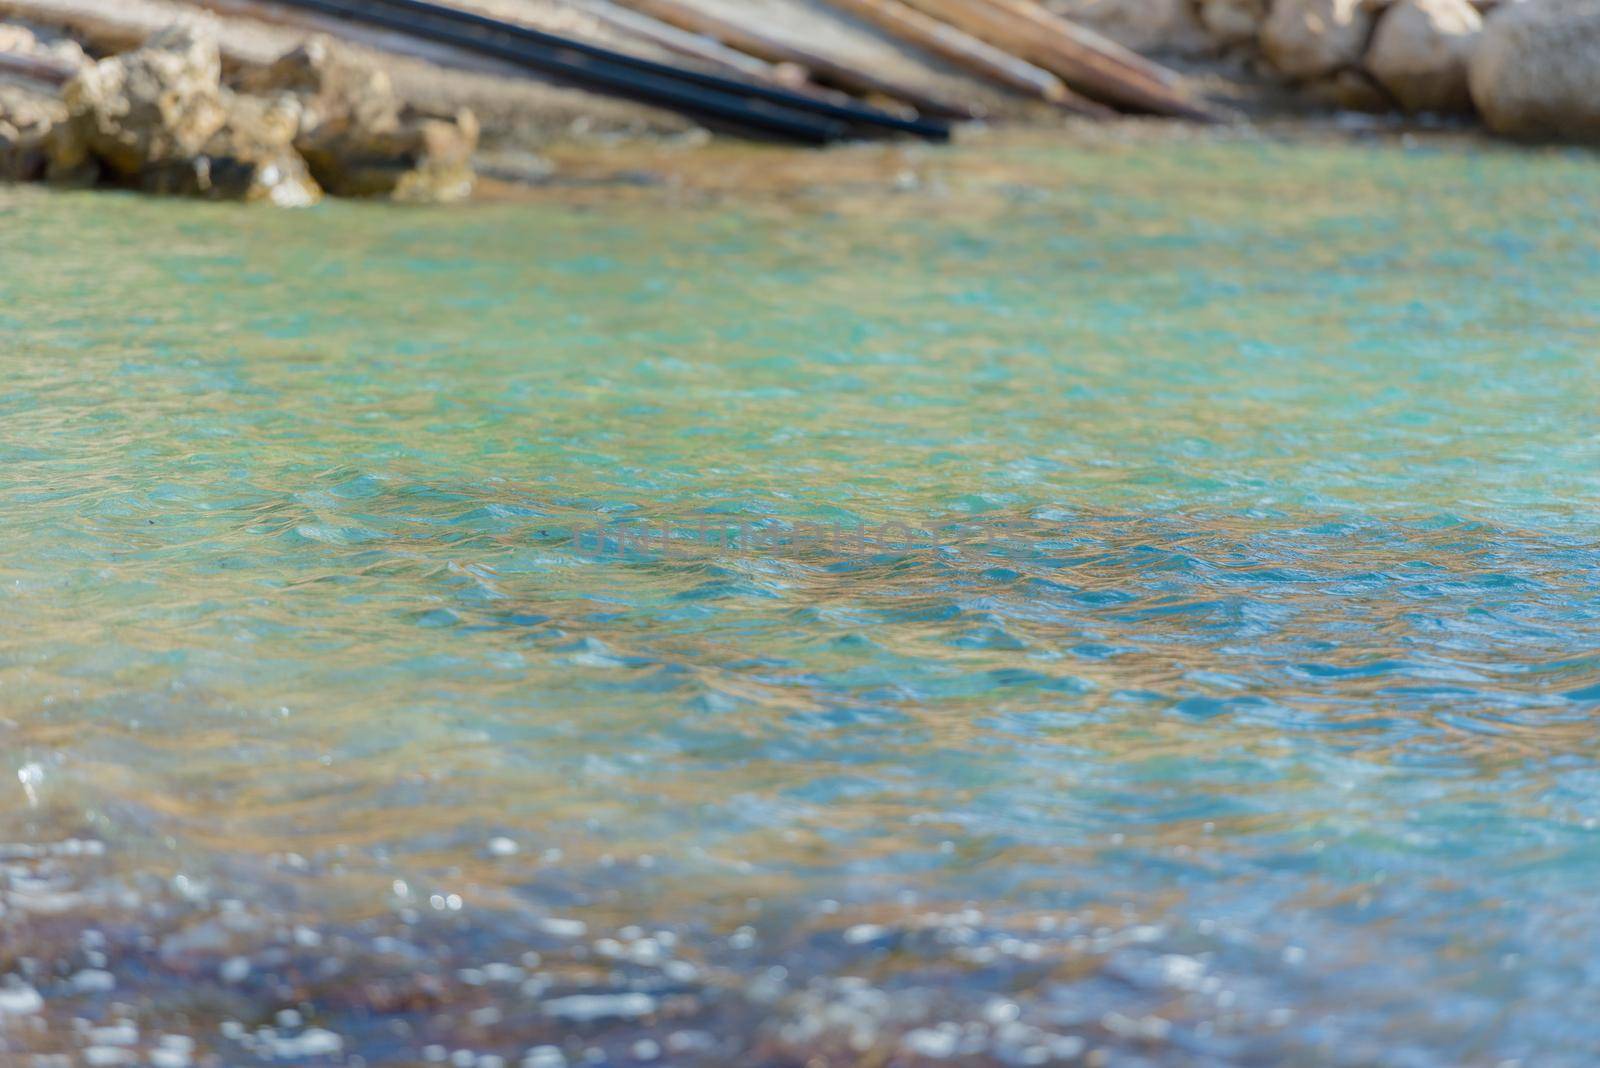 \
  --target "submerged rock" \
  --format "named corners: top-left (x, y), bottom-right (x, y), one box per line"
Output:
top-left (1262, 0), bottom-right (1380, 79)
top-left (50, 20), bottom-right (321, 204)
top-left (1470, 0), bottom-right (1600, 141)
top-left (1367, 0), bottom-right (1481, 112)
top-left (247, 36), bottom-right (477, 203)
